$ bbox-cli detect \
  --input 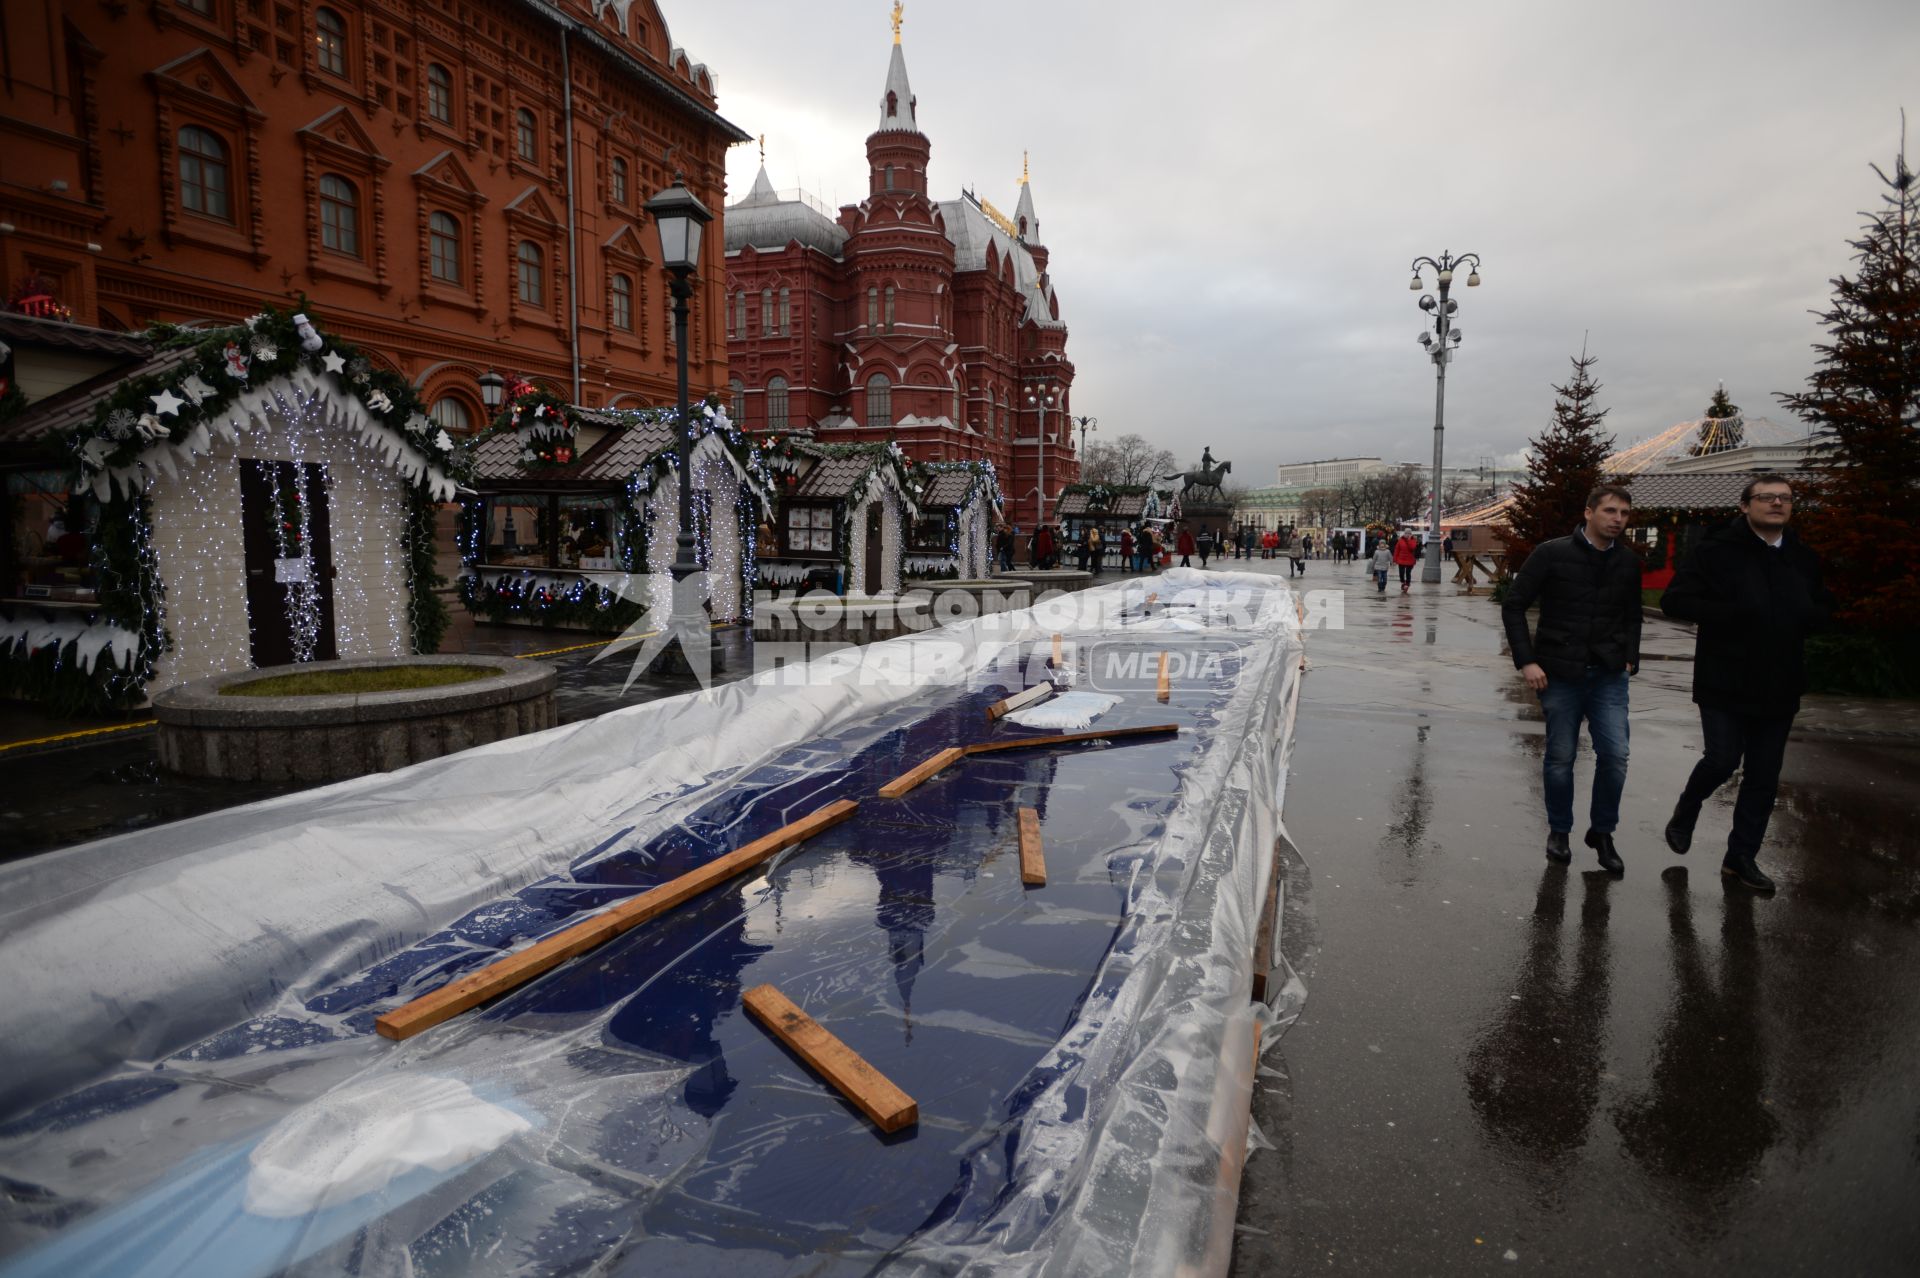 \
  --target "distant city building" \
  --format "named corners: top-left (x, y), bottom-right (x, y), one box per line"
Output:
top-left (723, 13), bottom-right (1074, 530)
top-left (1273, 456), bottom-right (1387, 487)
